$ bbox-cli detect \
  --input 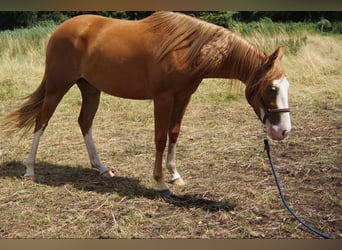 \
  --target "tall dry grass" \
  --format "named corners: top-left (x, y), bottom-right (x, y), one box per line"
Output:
top-left (0, 24), bottom-right (55, 101)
